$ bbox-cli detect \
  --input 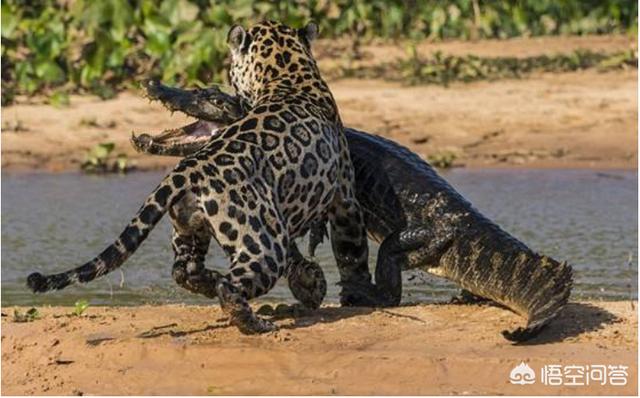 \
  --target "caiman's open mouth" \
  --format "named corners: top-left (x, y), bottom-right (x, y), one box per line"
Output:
top-left (131, 120), bottom-right (222, 156)
top-left (130, 80), bottom-right (242, 156)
